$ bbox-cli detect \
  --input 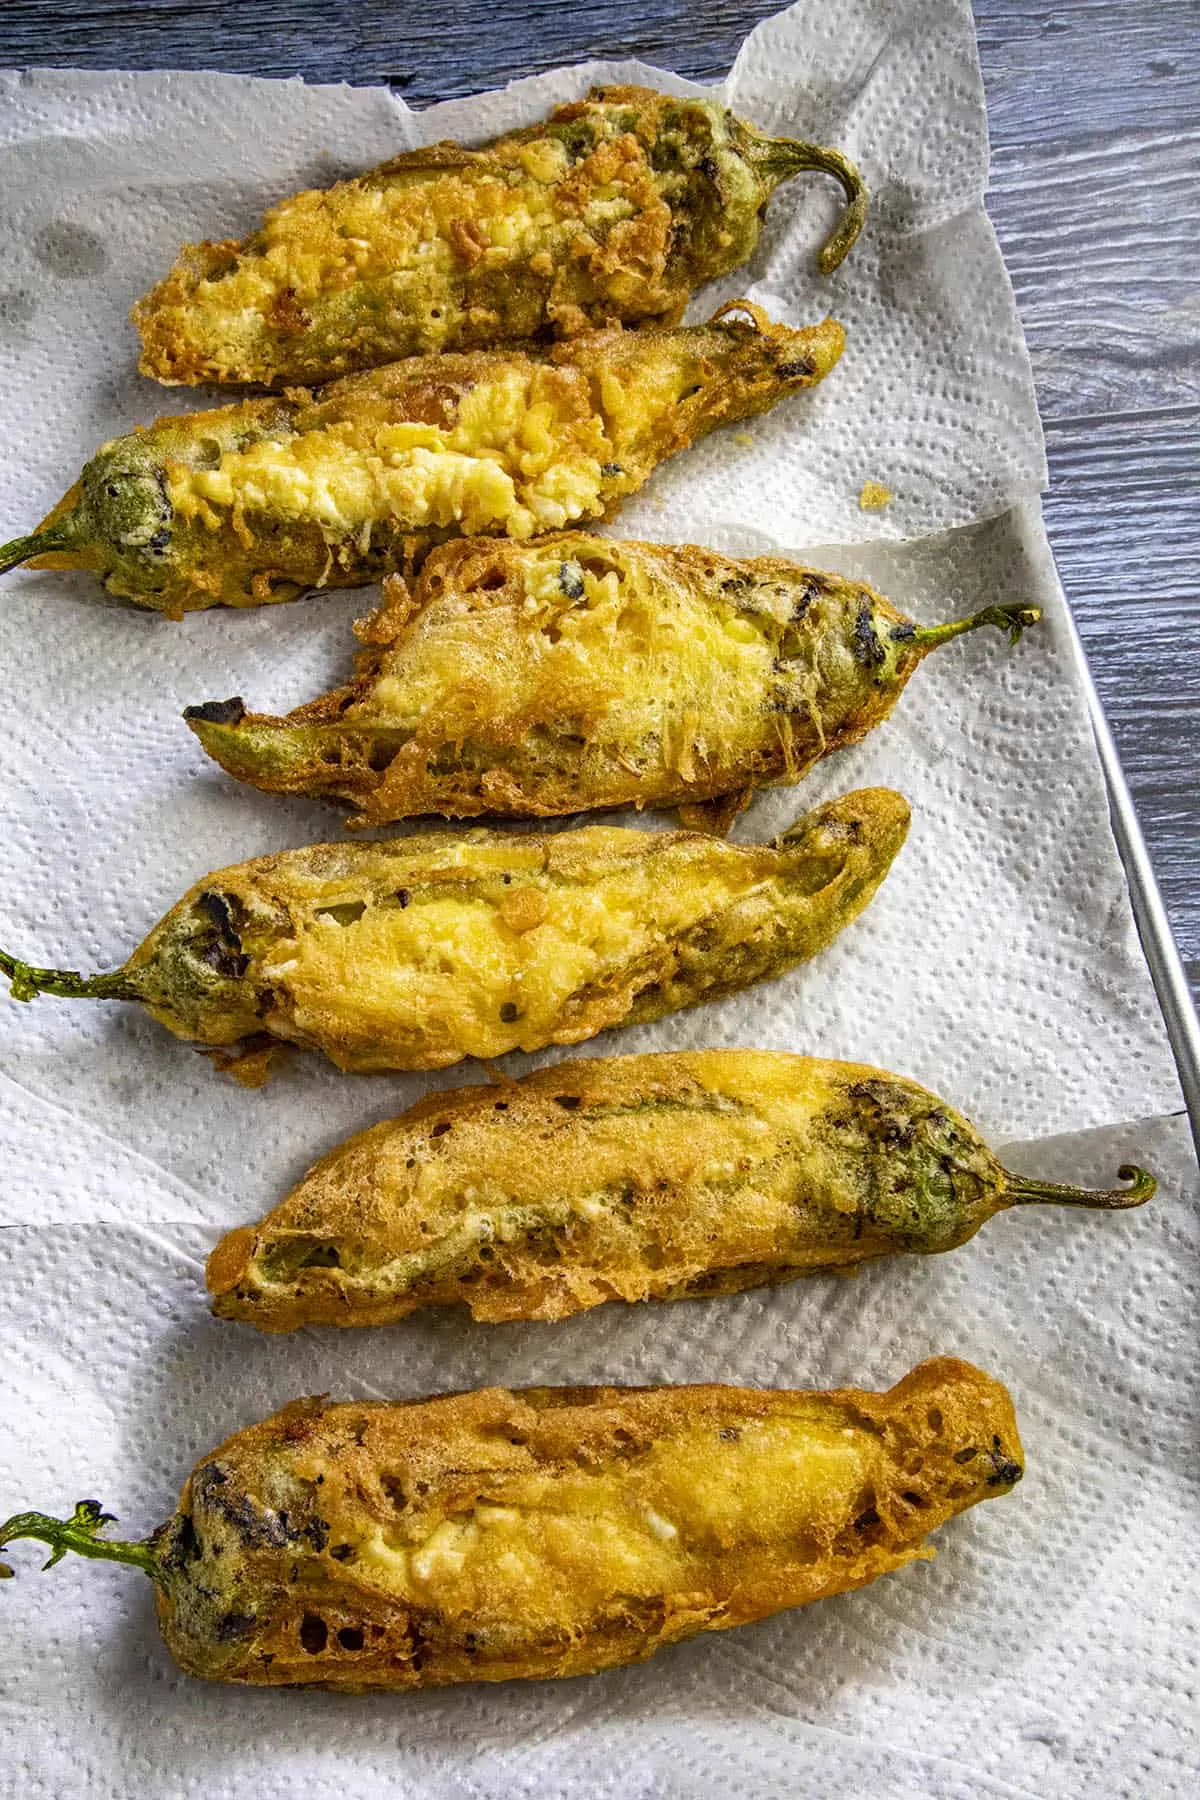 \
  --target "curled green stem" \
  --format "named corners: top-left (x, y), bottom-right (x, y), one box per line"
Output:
top-left (0, 529), bottom-right (70, 577)
top-left (0, 1500), bottom-right (159, 1581)
top-left (1004, 1163), bottom-right (1156, 1210)
top-left (753, 138), bottom-right (869, 273)
top-left (0, 947), bottom-right (139, 1004)
top-left (896, 604), bottom-right (1042, 654)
